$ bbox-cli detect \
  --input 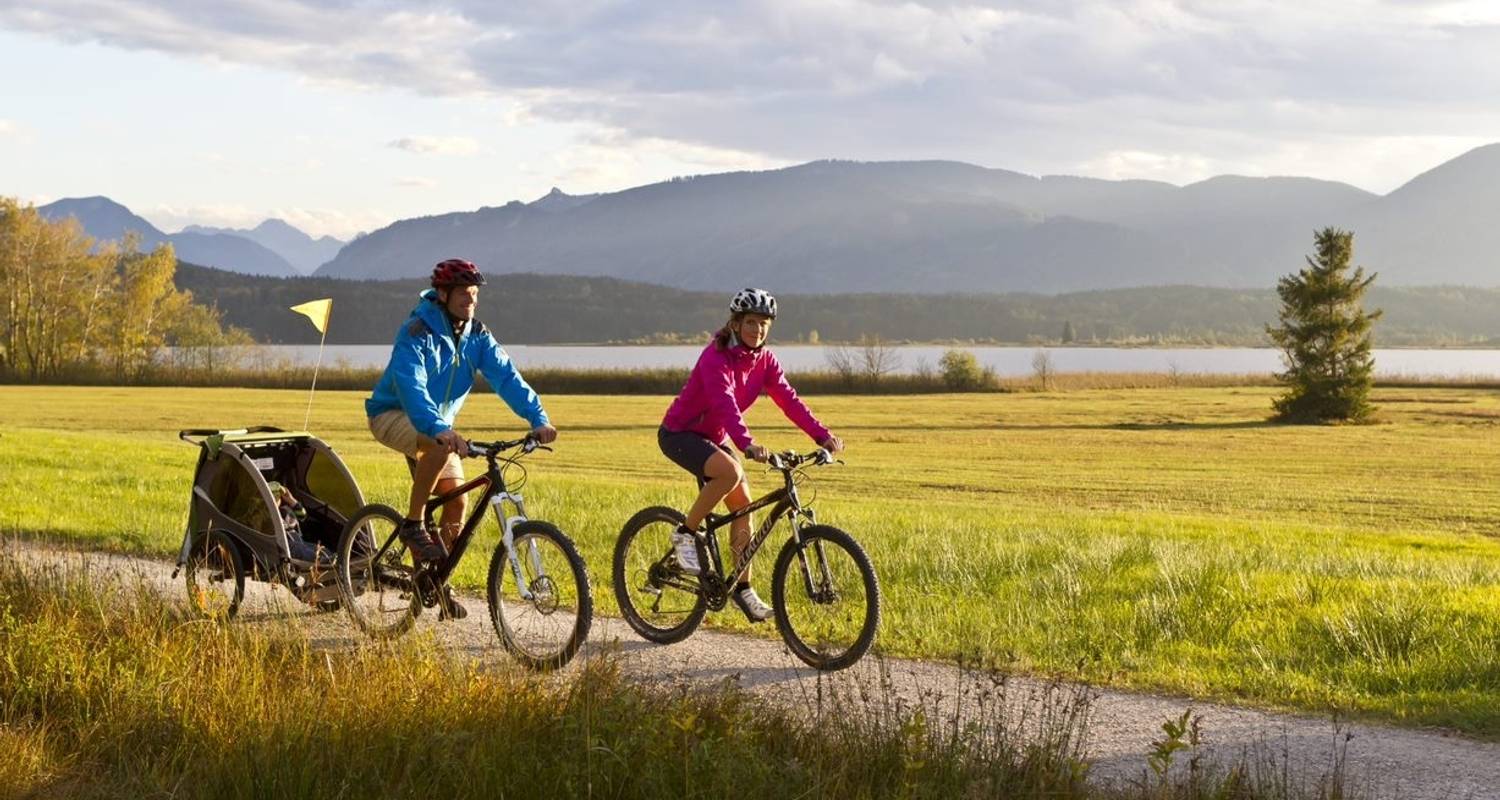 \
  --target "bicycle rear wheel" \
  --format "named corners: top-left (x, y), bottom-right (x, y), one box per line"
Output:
top-left (771, 525), bottom-right (880, 671)
top-left (336, 504), bottom-right (419, 640)
top-left (487, 520), bottom-right (593, 671)
top-left (613, 506), bottom-right (706, 644)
